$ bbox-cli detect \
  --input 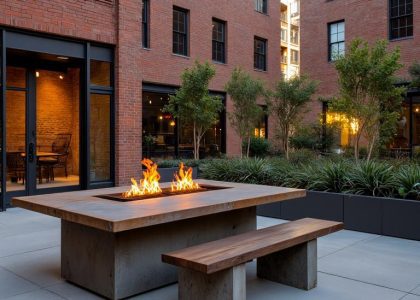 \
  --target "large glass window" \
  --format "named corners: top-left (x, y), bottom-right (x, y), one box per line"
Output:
top-left (390, 0), bottom-right (413, 40)
top-left (291, 50), bottom-right (299, 65)
top-left (255, 0), bottom-right (267, 14)
top-left (142, 0), bottom-right (150, 48)
top-left (142, 90), bottom-right (225, 159)
top-left (254, 37), bottom-right (267, 71)
top-left (254, 106), bottom-right (268, 139)
top-left (90, 60), bottom-right (111, 87)
top-left (329, 21), bottom-right (345, 61)
top-left (173, 7), bottom-right (188, 56)
top-left (212, 19), bottom-right (226, 63)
